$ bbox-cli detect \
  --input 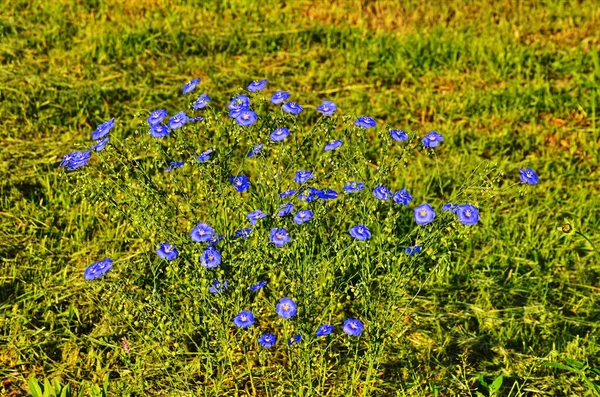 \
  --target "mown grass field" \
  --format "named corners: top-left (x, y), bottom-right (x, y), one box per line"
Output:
top-left (1, 0), bottom-right (600, 396)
